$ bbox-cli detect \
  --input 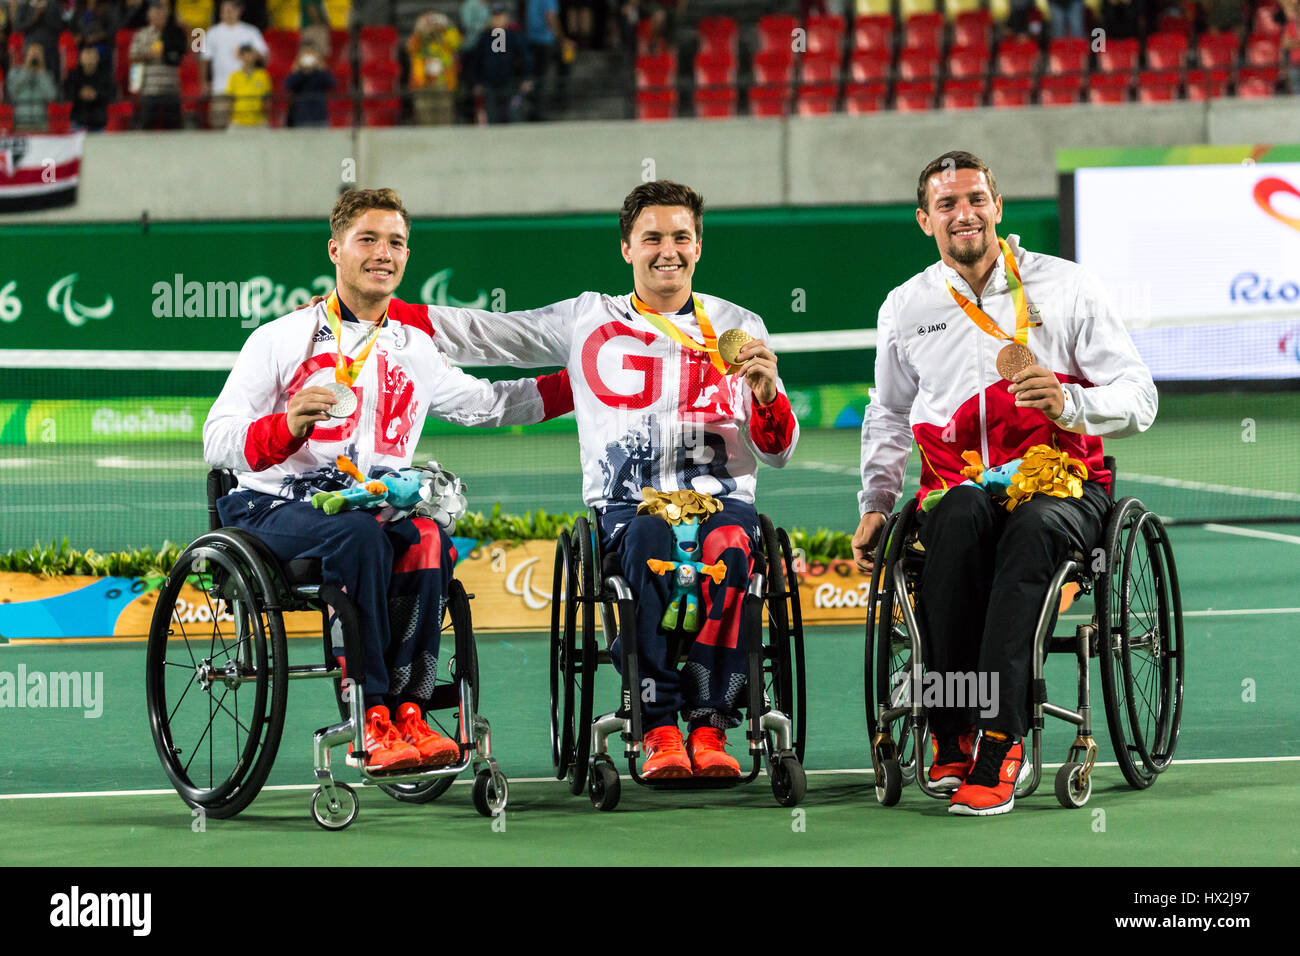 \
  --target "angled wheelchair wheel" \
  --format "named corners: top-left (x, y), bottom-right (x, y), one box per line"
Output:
top-left (146, 539), bottom-right (288, 819)
top-left (868, 504), bottom-right (923, 785)
top-left (759, 516), bottom-right (805, 763)
top-left (1097, 498), bottom-right (1185, 789)
top-left (550, 518), bottom-right (597, 795)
